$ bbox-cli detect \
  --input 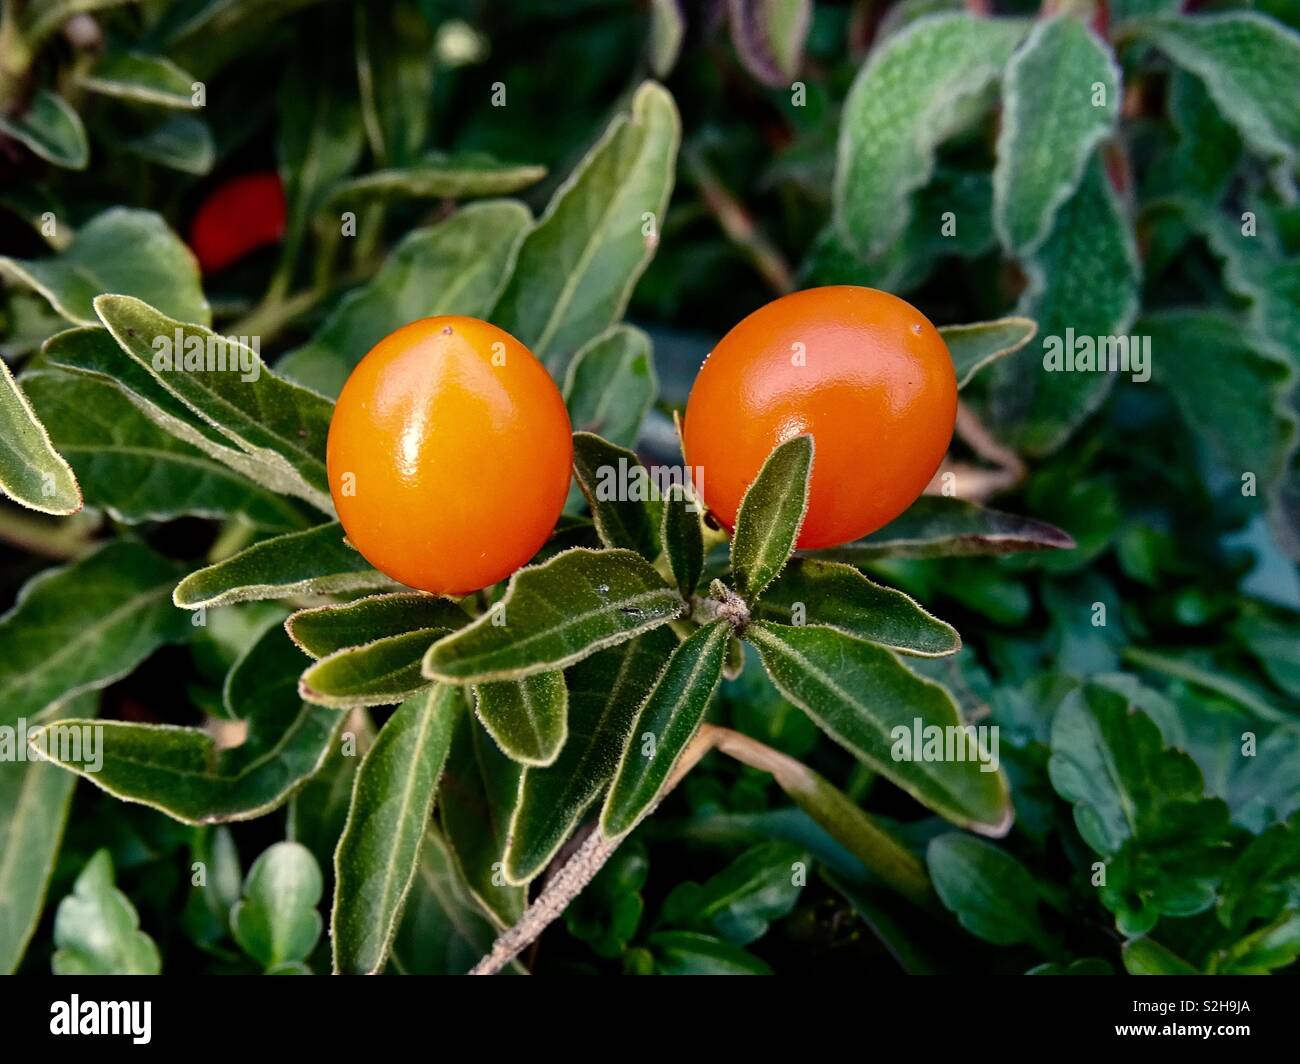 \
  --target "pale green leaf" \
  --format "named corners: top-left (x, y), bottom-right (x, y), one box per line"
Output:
top-left (940, 317), bottom-right (1038, 389)
top-left (0, 360), bottom-right (80, 515)
top-left (79, 52), bottom-right (199, 108)
top-left (52, 850), bottom-right (160, 975)
top-left (563, 325), bottom-right (658, 450)
top-left (231, 842), bottom-right (323, 970)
